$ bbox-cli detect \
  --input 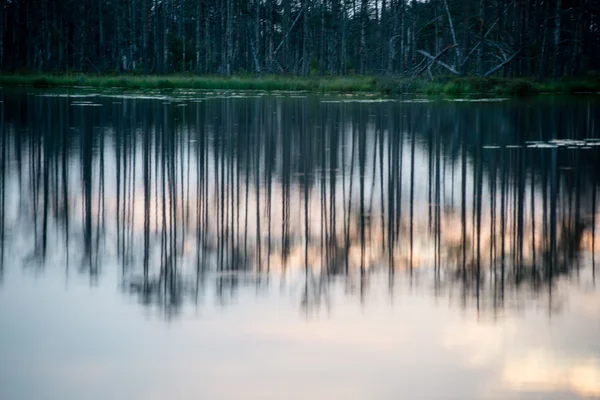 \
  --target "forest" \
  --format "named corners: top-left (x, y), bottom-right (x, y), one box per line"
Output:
top-left (1, 0), bottom-right (599, 79)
